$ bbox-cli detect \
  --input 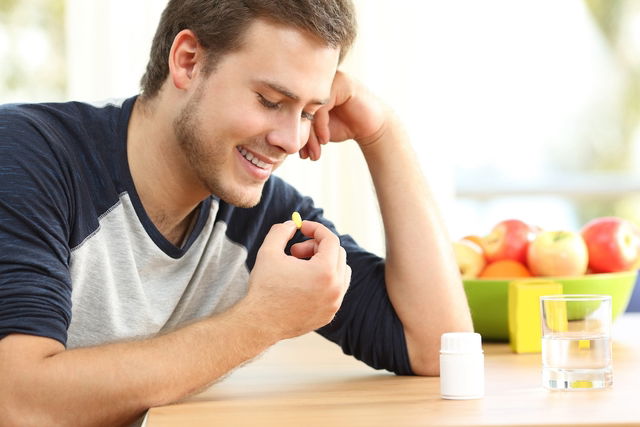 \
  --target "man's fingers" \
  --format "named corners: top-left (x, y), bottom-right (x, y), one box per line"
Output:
top-left (290, 239), bottom-right (318, 259)
top-left (298, 220), bottom-right (340, 263)
top-left (262, 220), bottom-right (339, 263)
top-left (299, 145), bottom-right (309, 159)
top-left (260, 221), bottom-right (298, 254)
top-left (291, 234), bottom-right (350, 291)
top-left (313, 108), bottom-right (331, 146)
top-left (306, 127), bottom-right (322, 161)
